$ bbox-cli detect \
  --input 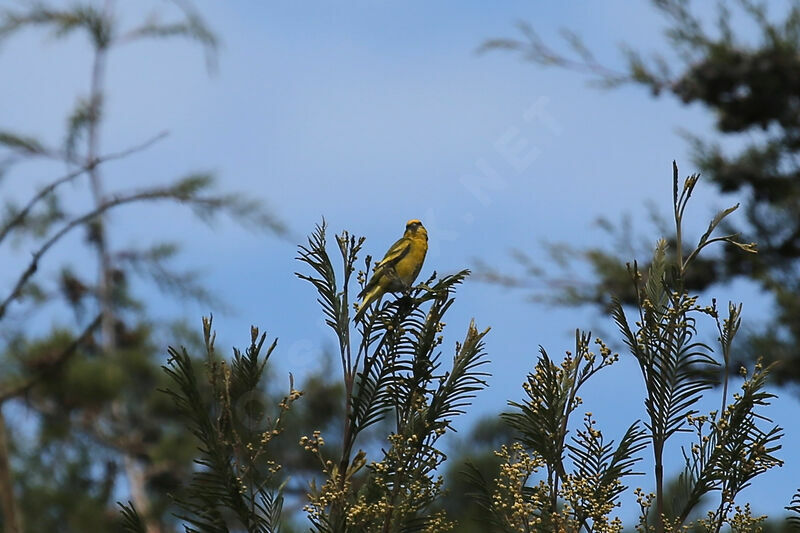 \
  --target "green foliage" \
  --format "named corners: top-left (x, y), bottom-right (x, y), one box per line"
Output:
top-left (0, 131), bottom-right (47, 156)
top-left (439, 419), bottom-right (510, 533)
top-left (465, 169), bottom-right (788, 533)
top-left (118, 502), bottom-right (148, 533)
top-left (296, 221), bottom-right (490, 533)
top-left (14, 438), bottom-right (119, 532)
top-left (115, 222), bottom-right (489, 532)
top-left (678, 361), bottom-right (783, 524)
top-left (161, 317), bottom-right (297, 533)
top-left (787, 489), bottom-right (800, 529)
top-left (500, 327), bottom-right (646, 525)
top-left (468, 331), bottom-right (646, 532)
top-left (568, 417), bottom-right (648, 517)
top-left (0, 3), bottom-right (112, 48)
